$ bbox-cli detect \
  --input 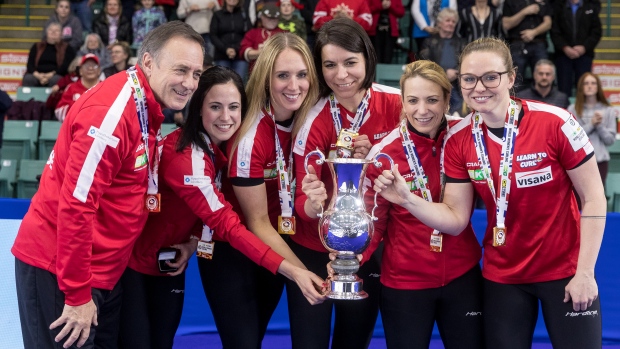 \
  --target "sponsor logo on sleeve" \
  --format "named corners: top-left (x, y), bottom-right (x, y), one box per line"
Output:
top-left (184, 175), bottom-right (211, 186)
top-left (561, 117), bottom-right (589, 151)
top-left (515, 166), bottom-right (553, 188)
